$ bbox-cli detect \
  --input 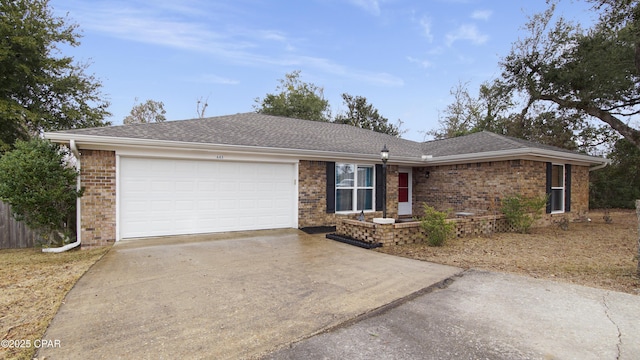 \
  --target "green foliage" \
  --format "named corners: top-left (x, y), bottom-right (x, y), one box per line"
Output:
top-left (334, 93), bottom-right (401, 136)
top-left (0, 0), bottom-right (111, 152)
top-left (428, 80), bottom-right (586, 151)
top-left (124, 99), bottom-right (167, 124)
top-left (590, 138), bottom-right (640, 209)
top-left (0, 139), bottom-right (82, 245)
top-left (254, 70), bottom-right (331, 122)
top-left (501, 194), bottom-right (547, 234)
top-left (499, 2), bottom-right (640, 149)
top-left (419, 204), bottom-right (454, 247)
